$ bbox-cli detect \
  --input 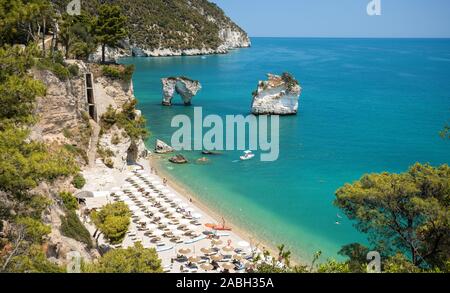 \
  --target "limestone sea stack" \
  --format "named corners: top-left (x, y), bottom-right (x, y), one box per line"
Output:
top-left (155, 139), bottom-right (174, 154)
top-left (161, 77), bottom-right (202, 106)
top-left (251, 73), bottom-right (302, 115)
